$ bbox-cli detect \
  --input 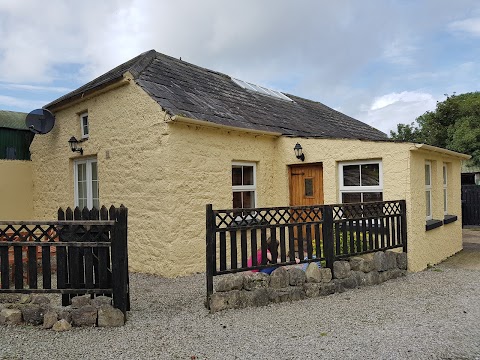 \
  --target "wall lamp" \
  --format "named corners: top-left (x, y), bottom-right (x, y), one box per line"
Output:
top-left (294, 142), bottom-right (305, 161)
top-left (68, 136), bottom-right (83, 155)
